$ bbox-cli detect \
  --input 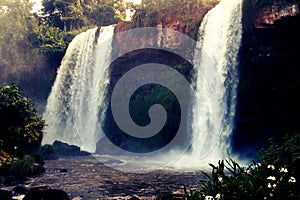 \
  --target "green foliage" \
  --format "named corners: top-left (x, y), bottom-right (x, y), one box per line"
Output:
top-left (30, 151), bottom-right (45, 165)
top-left (181, 159), bottom-right (299, 200)
top-left (41, 0), bottom-right (87, 32)
top-left (0, 84), bottom-right (46, 179)
top-left (89, 4), bottom-right (118, 26)
top-left (178, 133), bottom-right (300, 200)
top-left (7, 155), bottom-right (35, 178)
top-left (258, 133), bottom-right (300, 178)
top-left (41, 0), bottom-right (119, 31)
top-left (31, 25), bottom-right (67, 55)
top-left (0, 84), bottom-right (46, 161)
top-left (0, 152), bottom-right (44, 178)
top-left (0, 0), bottom-right (45, 83)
